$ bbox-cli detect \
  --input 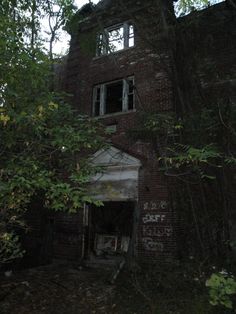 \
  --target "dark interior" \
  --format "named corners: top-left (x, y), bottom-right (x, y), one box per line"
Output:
top-left (105, 81), bottom-right (123, 114)
top-left (89, 201), bottom-right (134, 255)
